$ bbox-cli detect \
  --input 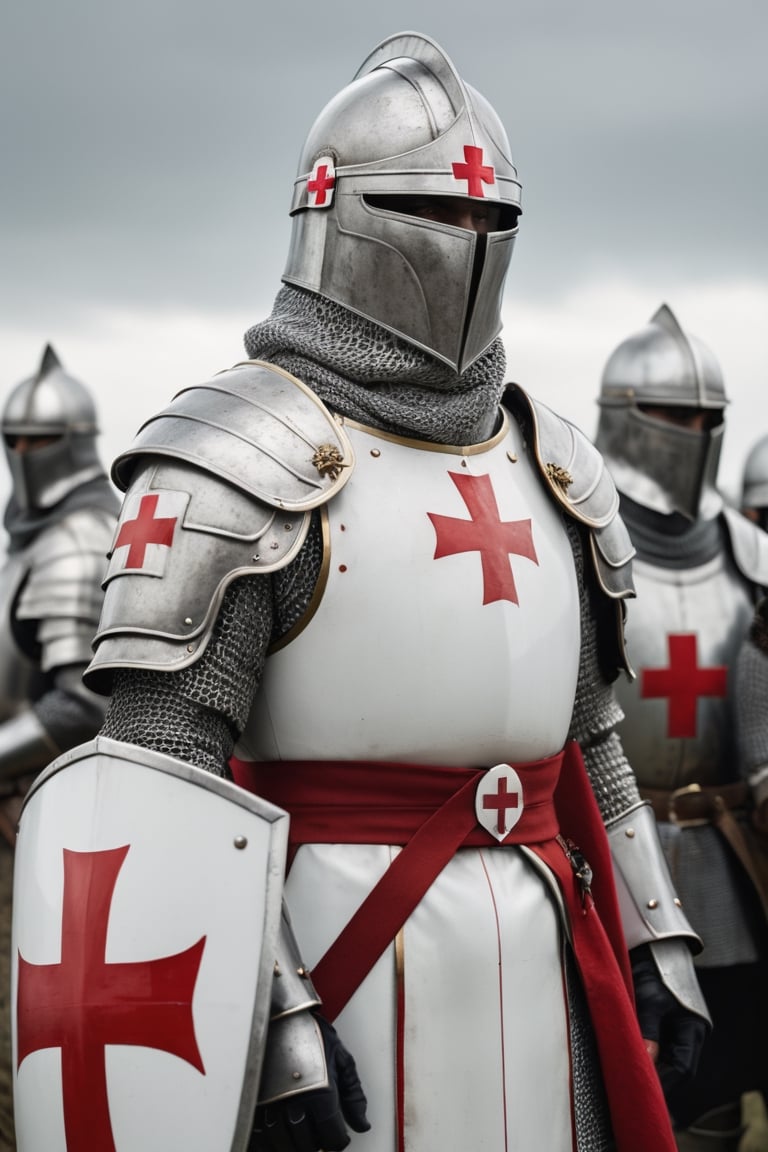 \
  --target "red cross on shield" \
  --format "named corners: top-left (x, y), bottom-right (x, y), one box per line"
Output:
top-left (12, 738), bottom-right (288, 1152)
top-left (476, 764), bottom-right (524, 841)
